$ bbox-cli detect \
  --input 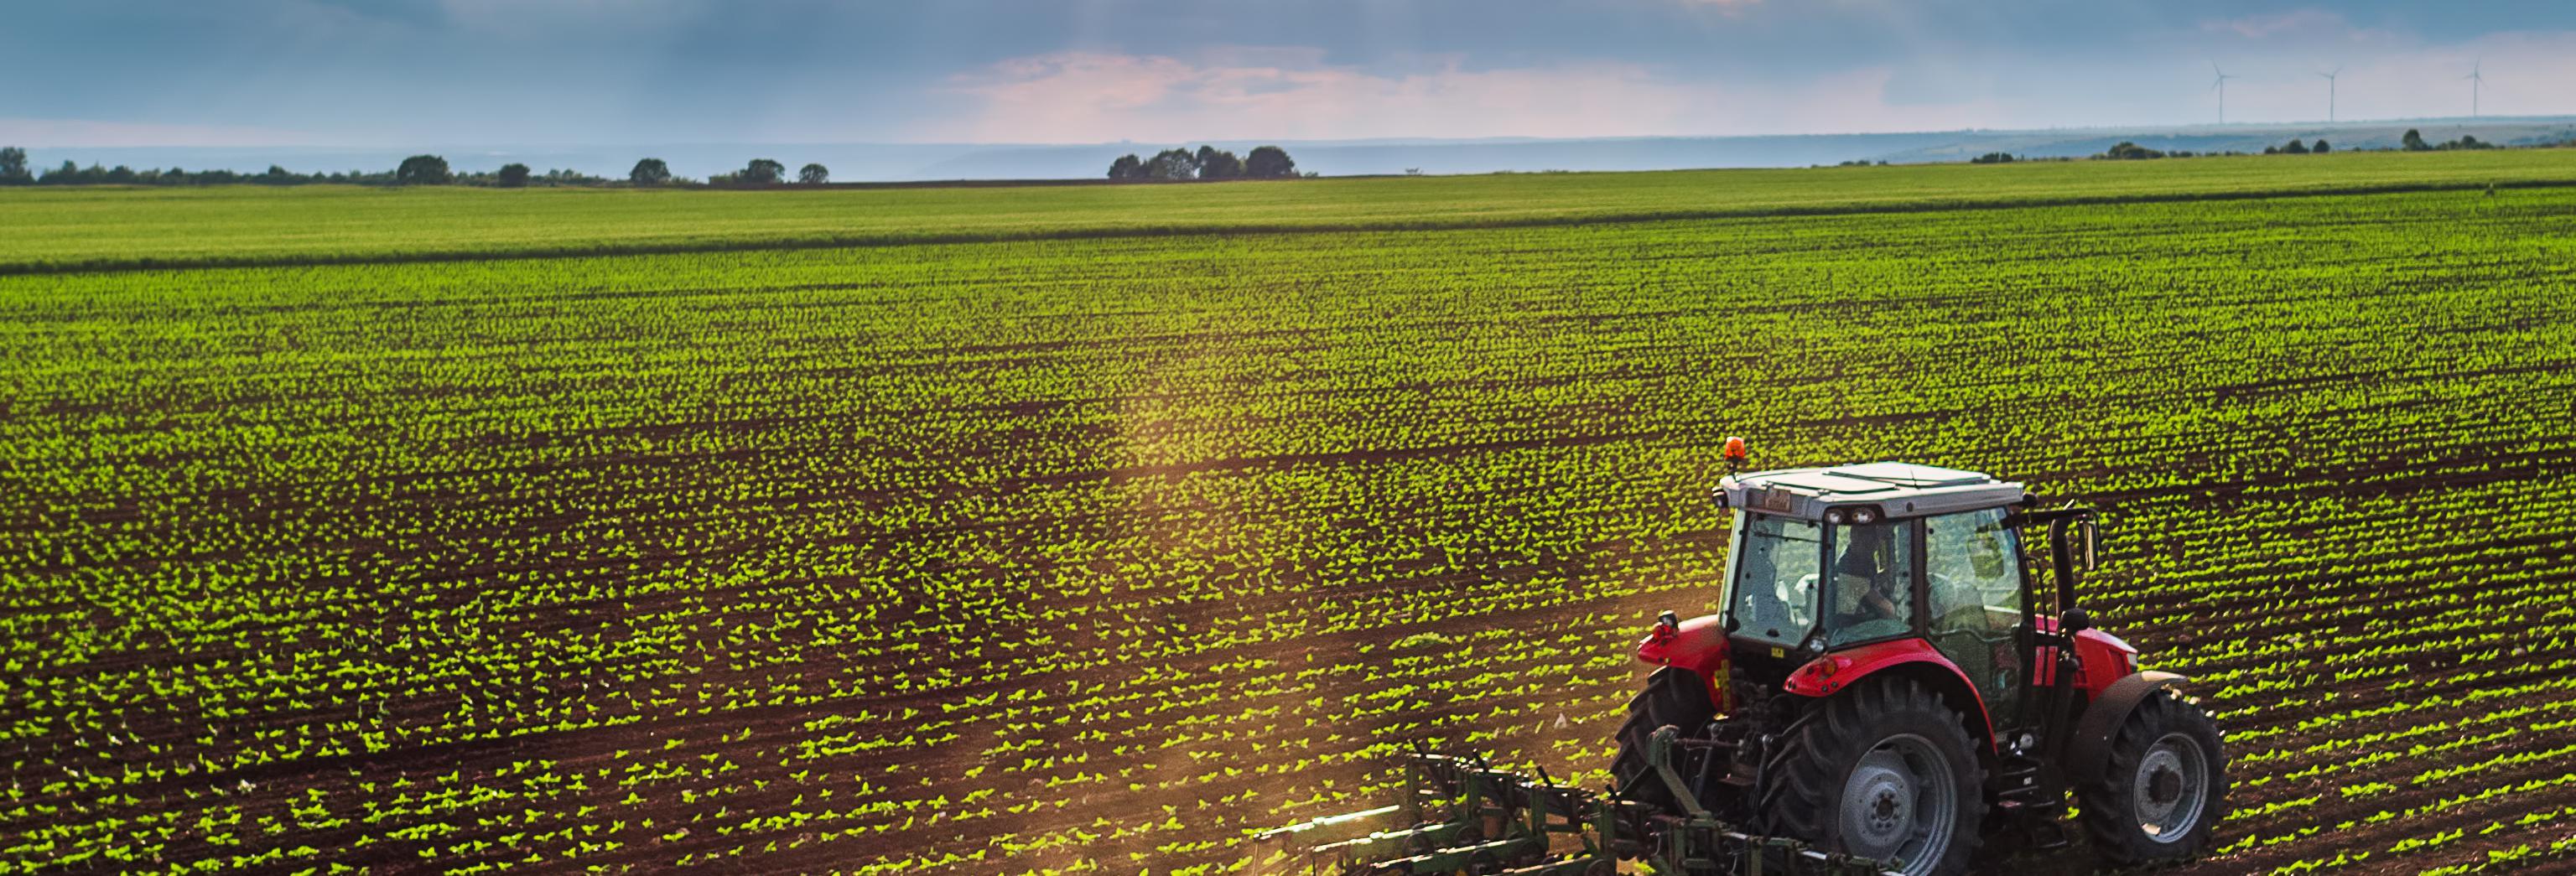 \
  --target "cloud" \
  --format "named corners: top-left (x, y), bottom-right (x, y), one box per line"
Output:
top-left (932, 50), bottom-right (2011, 143)
top-left (0, 118), bottom-right (314, 148)
top-left (10, 2), bottom-right (2576, 148)
top-left (2205, 9), bottom-right (2348, 39)
top-left (434, 0), bottom-right (693, 39)
top-left (2179, 28), bottom-right (2576, 122)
